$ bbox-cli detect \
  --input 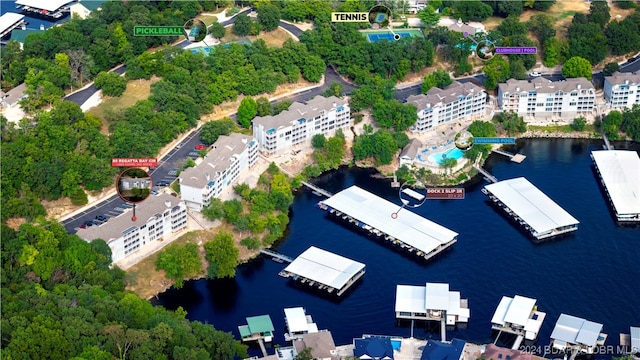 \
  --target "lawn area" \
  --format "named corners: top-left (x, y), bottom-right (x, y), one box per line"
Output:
top-left (528, 124), bottom-right (596, 133)
top-left (88, 76), bottom-right (160, 132)
top-left (199, 14), bottom-right (220, 26)
top-left (222, 26), bottom-right (293, 47)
